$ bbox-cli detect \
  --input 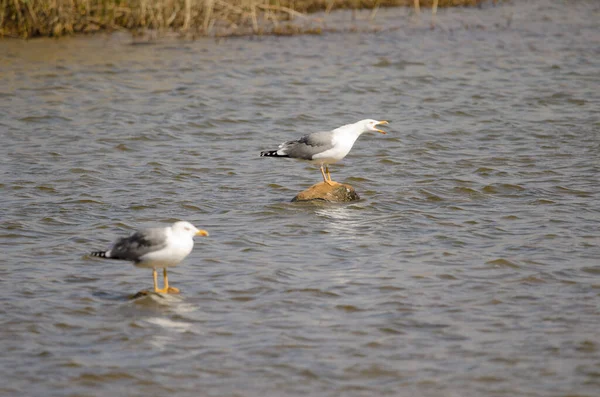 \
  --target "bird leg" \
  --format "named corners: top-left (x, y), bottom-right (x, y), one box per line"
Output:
top-left (320, 164), bottom-right (328, 182)
top-left (153, 268), bottom-right (160, 292)
top-left (163, 268), bottom-right (169, 290)
top-left (152, 268), bottom-right (179, 294)
top-left (320, 164), bottom-right (335, 186)
top-left (325, 165), bottom-right (333, 182)
top-left (163, 268), bottom-right (179, 294)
